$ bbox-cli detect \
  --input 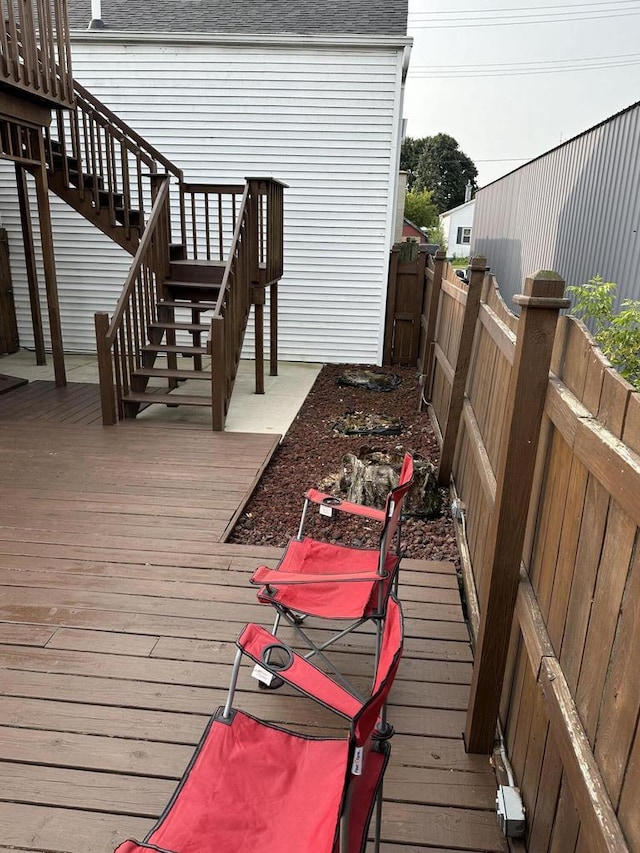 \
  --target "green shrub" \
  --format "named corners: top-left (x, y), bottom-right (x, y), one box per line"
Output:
top-left (567, 275), bottom-right (640, 389)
